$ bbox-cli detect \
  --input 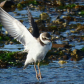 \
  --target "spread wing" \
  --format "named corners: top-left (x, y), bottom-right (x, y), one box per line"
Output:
top-left (27, 6), bottom-right (39, 38)
top-left (0, 7), bottom-right (36, 47)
